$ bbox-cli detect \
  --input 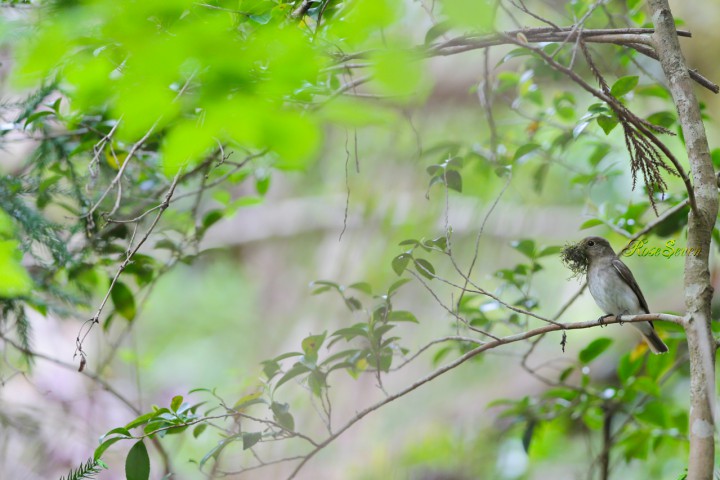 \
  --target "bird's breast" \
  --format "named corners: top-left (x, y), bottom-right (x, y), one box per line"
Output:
top-left (587, 263), bottom-right (642, 315)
